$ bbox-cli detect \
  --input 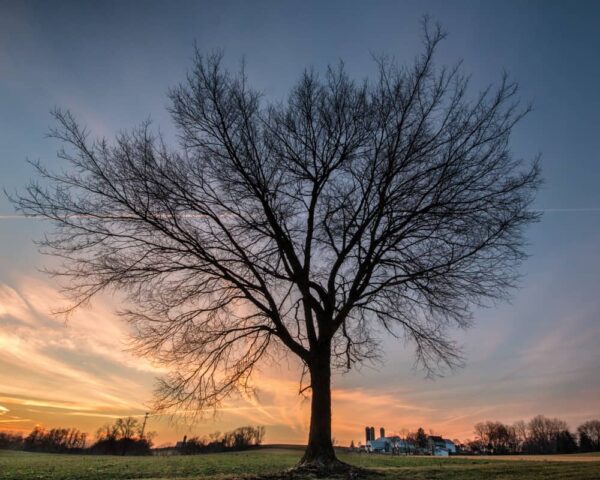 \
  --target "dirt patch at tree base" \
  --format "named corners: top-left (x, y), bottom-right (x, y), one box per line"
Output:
top-left (246, 463), bottom-right (381, 480)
